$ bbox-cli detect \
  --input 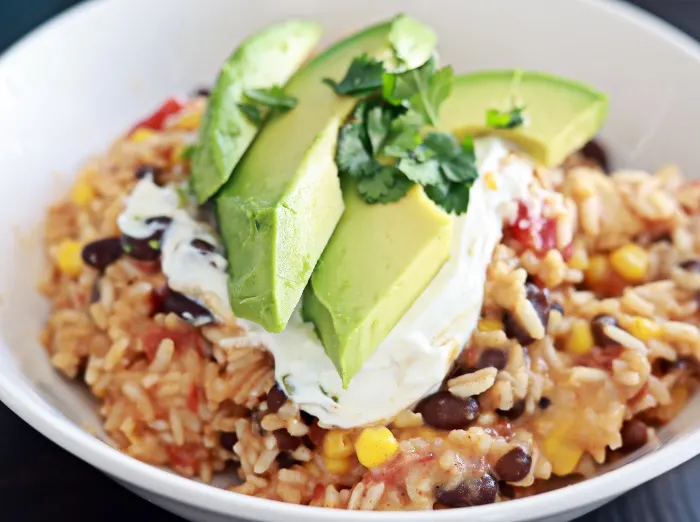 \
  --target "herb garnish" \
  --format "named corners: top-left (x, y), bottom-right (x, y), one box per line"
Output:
top-left (327, 56), bottom-right (477, 214)
top-left (238, 86), bottom-right (298, 126)
top-left (281, 374), bottom-right (296, 395)
top-left (319, 384), bottom-right (339, 403)
top-left (486, 106), bottom-right (527, 129)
